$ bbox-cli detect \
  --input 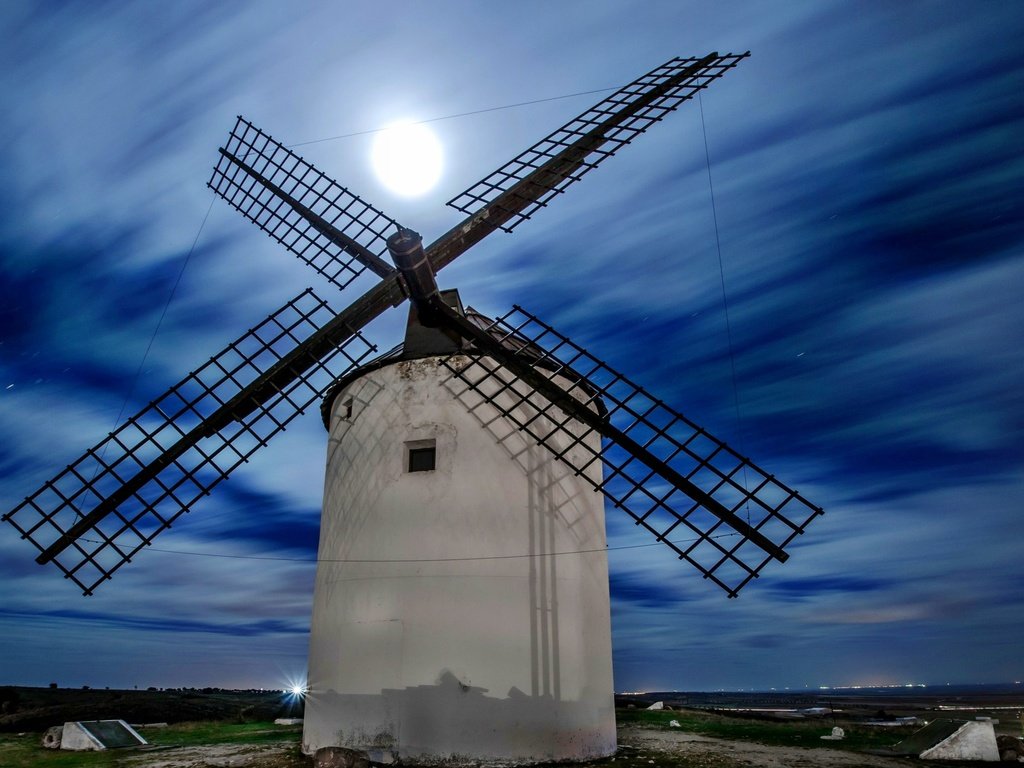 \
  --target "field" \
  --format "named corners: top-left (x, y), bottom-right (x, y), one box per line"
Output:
top-left (0, 687), bottom-right (306, 767)
top-left (0, 685), bottom-right (1021, 767)
top-left (0, 686), bottom-right (302, 732)
top-left (618, 707), bottom-right (915, 751)
top-left (0, 721), bottom-right (306, 768)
